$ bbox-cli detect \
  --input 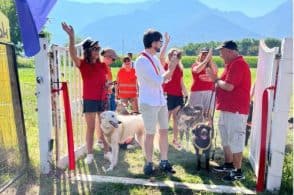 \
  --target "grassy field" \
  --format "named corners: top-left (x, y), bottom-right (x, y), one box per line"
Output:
top-left (7, 65), bottom-right (292, 194)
